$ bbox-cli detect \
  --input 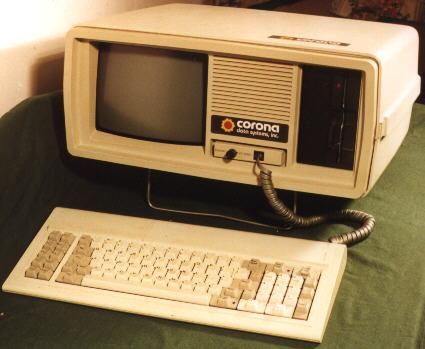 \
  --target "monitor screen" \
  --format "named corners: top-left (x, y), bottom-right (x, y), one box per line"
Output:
top-left (96, 43), bottom-right (207, 144)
